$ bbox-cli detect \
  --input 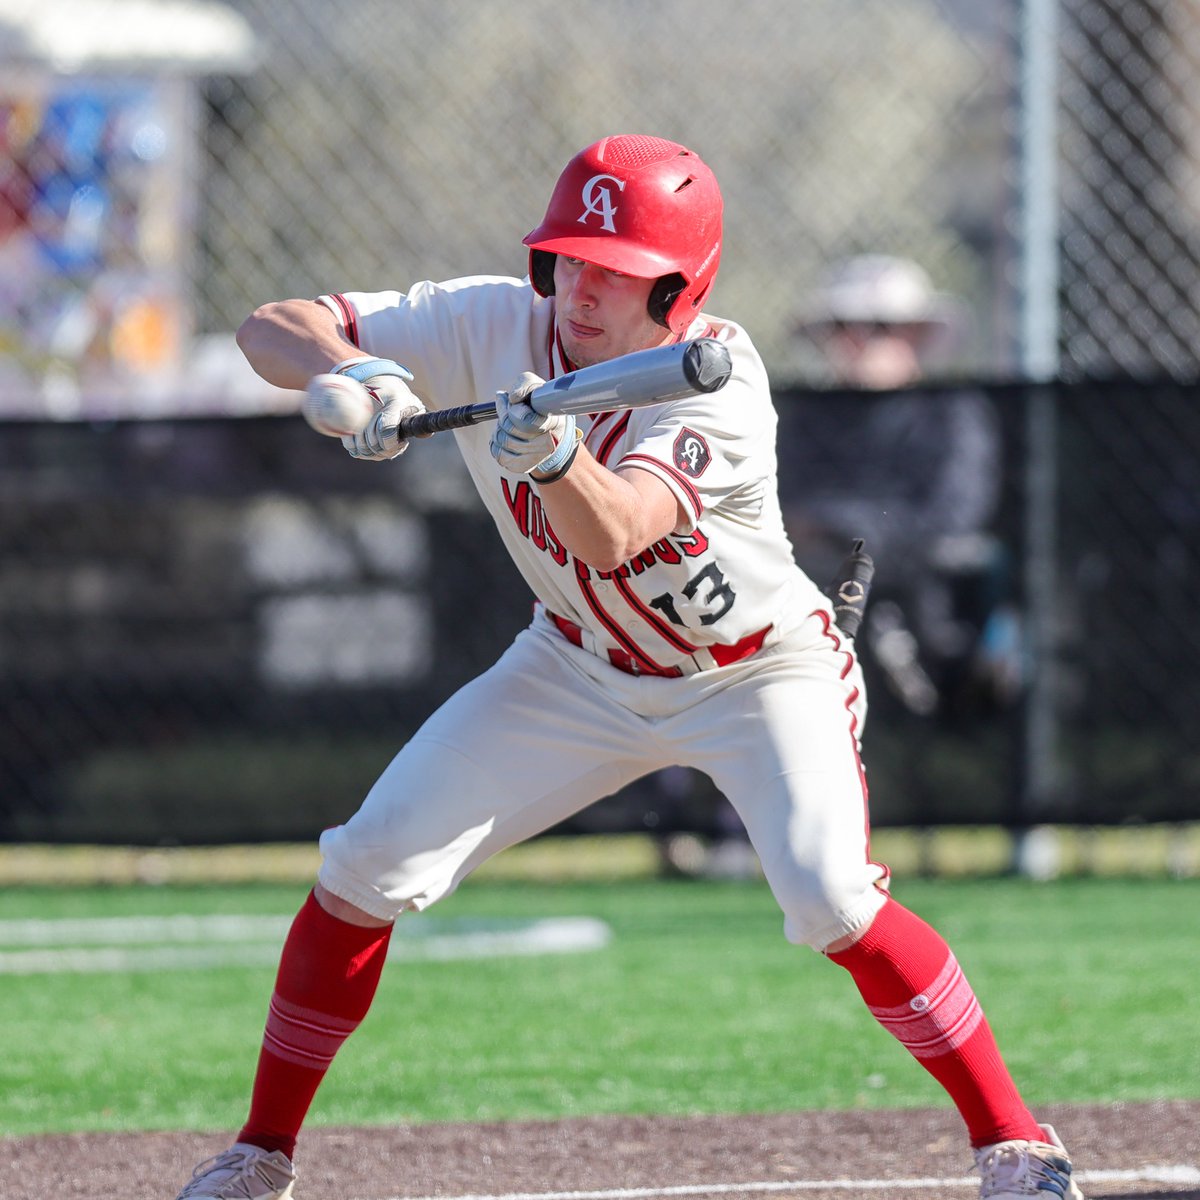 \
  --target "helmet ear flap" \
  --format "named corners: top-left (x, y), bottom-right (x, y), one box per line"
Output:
top-left (648, 273), bottom-right (686, 329)
top-left (532, 257), bottom-right (695, 333)
top-left (530, 249), bottom-right (557, 296)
